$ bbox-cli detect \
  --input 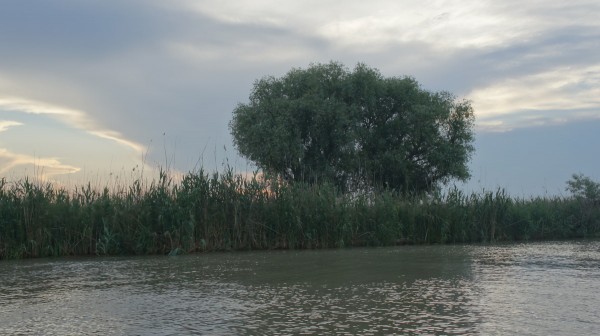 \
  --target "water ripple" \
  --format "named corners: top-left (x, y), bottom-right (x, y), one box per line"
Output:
top-left (1, 241), bottom-right (599, 335)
